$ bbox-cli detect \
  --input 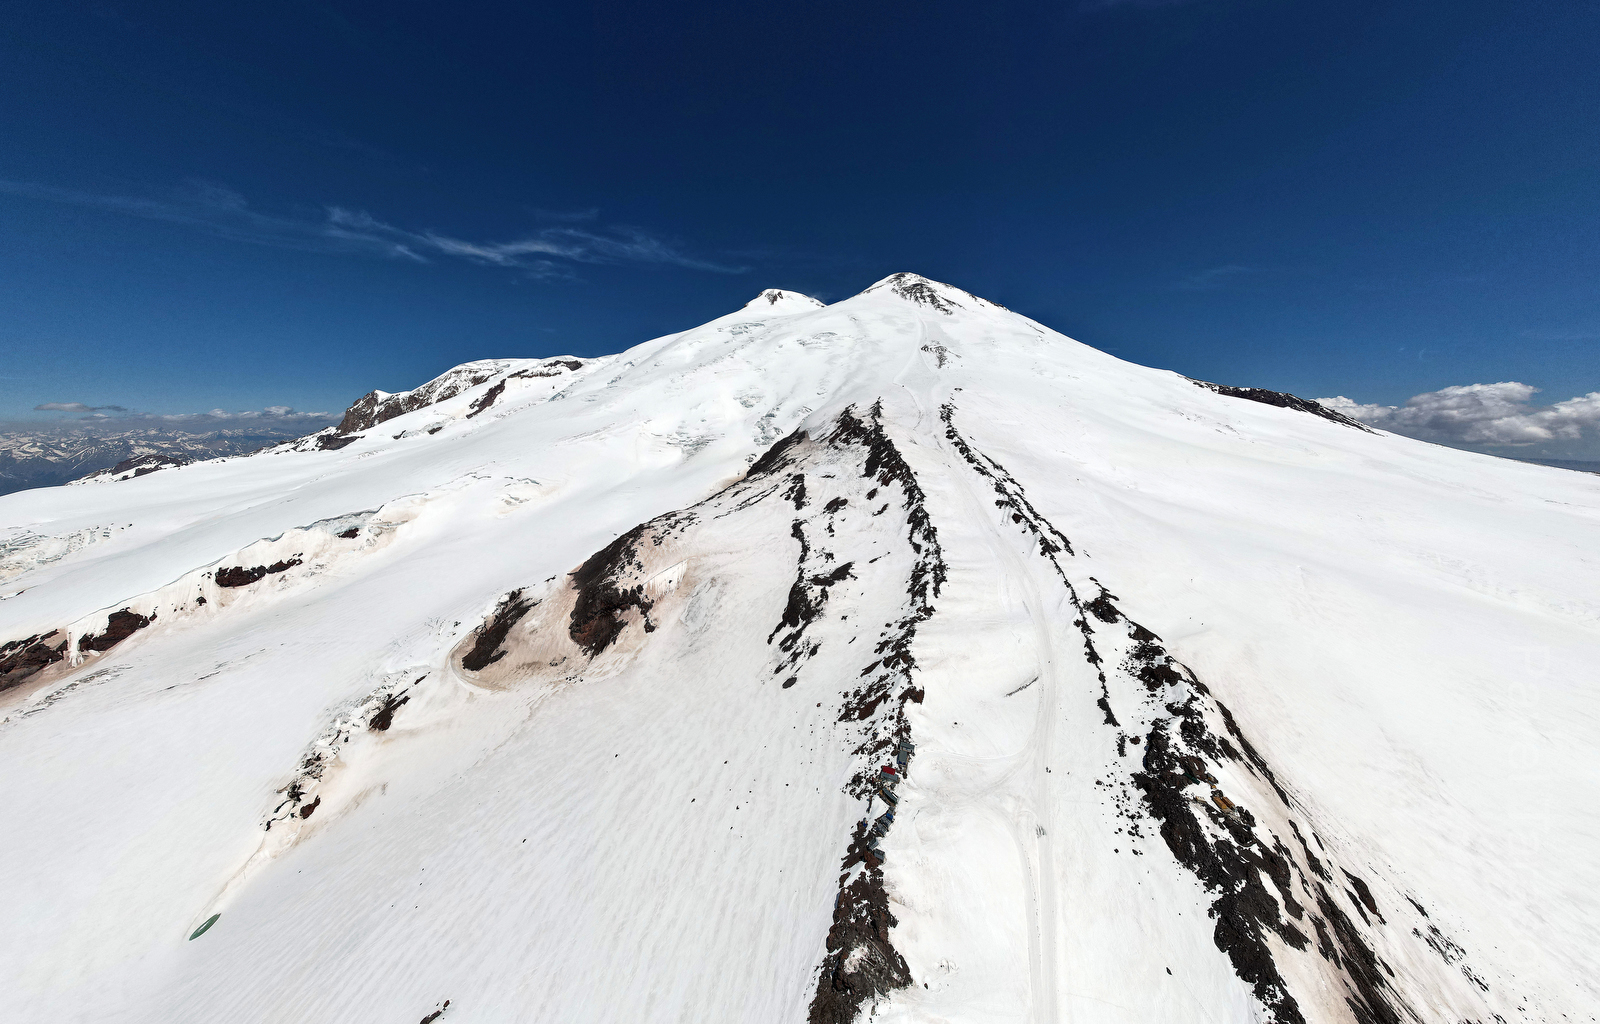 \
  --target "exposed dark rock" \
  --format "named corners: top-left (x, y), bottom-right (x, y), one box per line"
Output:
top-left (1416, 922), bottom-right (1468, 965)
top-left (1097, 691), bottom-right (1120, 727)
top-left (1111, 591), bottom-right (1415, 1024)
top-left (1135, 719), bottom-right (1309, 1024)
top-left (335, 367), bottom-right (501, 434)
top-left (1190, 379), bottom-right (1375, 432)
top-left (1290, 820), bottom-right (1331, 880)
top-left (462, 590), bottom-right (536, 671)
top-left (299, 795), bottom-right (321, 819)
top-left (1312, 886), bottom-right (1406, 1024)
top-left (214, 559), bottom-right (302, 588)
top-left (806, 405), bottom-right (942, 1024)
top-left (1086, 592), bottom-right (1121, 623)
top-left (939, 401), bottom-right (1438, 1024)
top-left (104, 452), bottom-right (192, 479)
top-left (746, 428), bottom-right (809, 479)
top-left (871, 272), bottom-right (963, 315)
top-left (368, 692), bottom-right (410, 732)
top-left (939, 405), bottom-right (1074, 564)
top-left (78, 609), bottom-right (155, 653)
top-left (316, 432), bottom-right (360, 451)
top-left (1128, 635), bottom-right (1185, 692)
top-left (215, 566), bottom-right (260, 588)
top-left (767, 519), bottom-right (855, 658)
top-left (831, 405), bottom-right (946, 608)
top-left (808, 834), bottom-right (913, 1024)
top-left (465, 379), bottom-right (506, 419)
top-left (568, 526), bottom-right (656, 656)
top-left (784, 474), bottom-right (810, 510)
top-left (334, 392), bottom-right (384, 435)
top-left (0, 630), bottom-right (69, 692)
top-left (1343, 870), bottom-right (1382, 920)
top-left (510, 359), bottom-right (583, 378)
